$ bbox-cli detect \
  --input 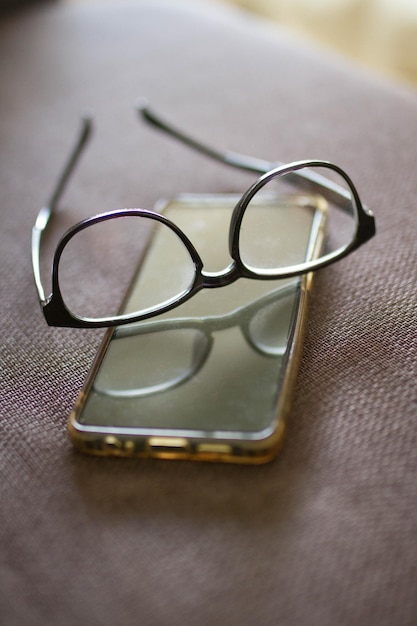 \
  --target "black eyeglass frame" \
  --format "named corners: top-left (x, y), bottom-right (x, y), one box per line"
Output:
top-left (32, 102), bottom-right (376, 329)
